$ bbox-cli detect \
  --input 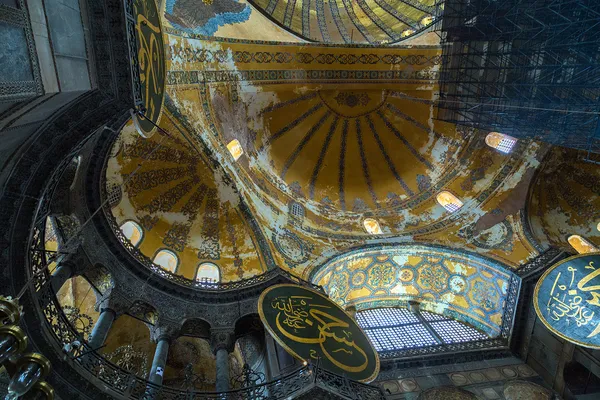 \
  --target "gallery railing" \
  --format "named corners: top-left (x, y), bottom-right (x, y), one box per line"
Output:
top-left (29, 229), bottom-right (382, 399)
